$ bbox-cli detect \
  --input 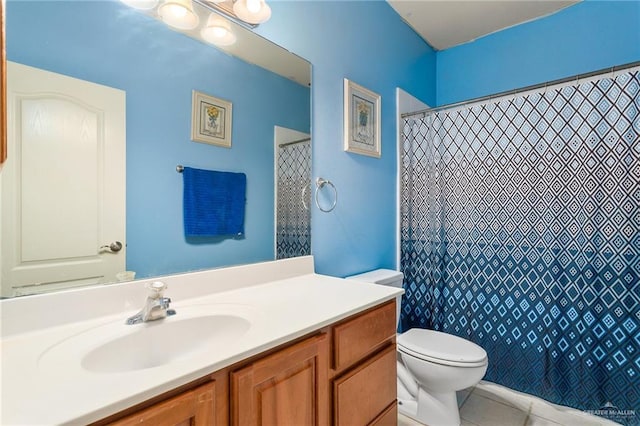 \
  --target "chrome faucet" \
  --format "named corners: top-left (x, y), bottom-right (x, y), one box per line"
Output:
top-left (126, 281), bottom-right (176, 325)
